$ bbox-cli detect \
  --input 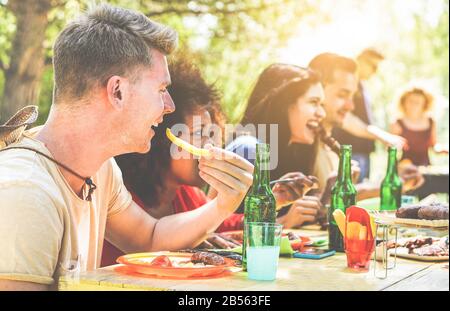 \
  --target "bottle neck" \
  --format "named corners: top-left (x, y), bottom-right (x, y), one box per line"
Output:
top-left (338, 148), bottom-right (352, 183)
top-left (252, 144), bottom-right (270, 188)
top-left (386, 148), bottom-right (399, 177)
